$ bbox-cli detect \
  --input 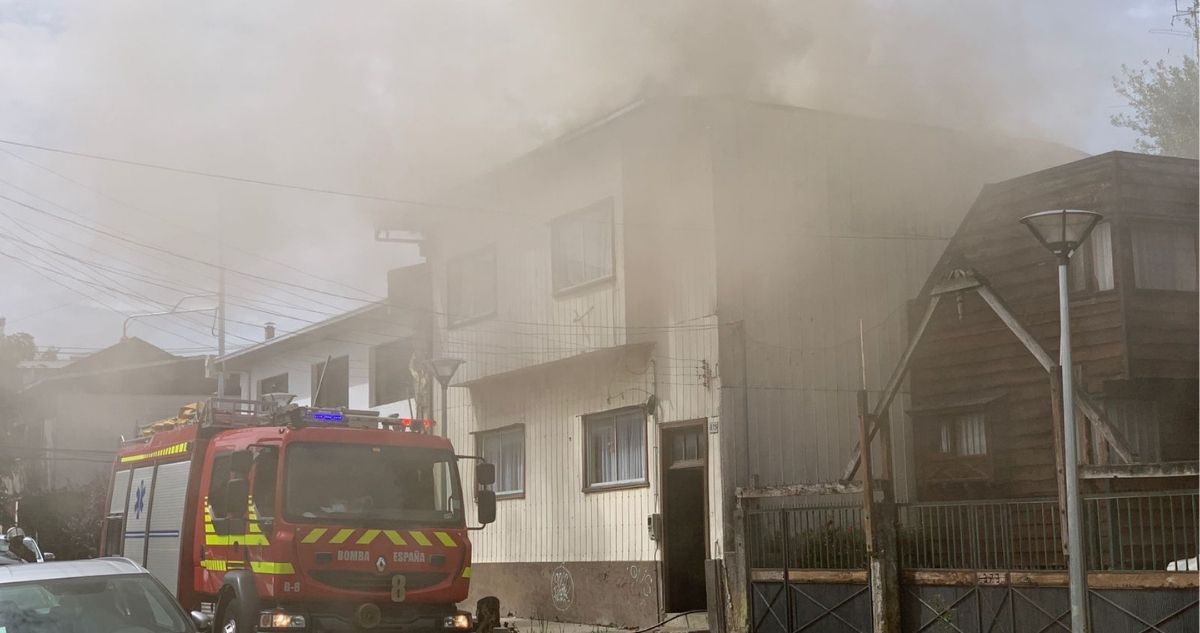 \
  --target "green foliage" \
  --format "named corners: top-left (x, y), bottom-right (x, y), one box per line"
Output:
top-left (17, 476), bottom-right (107, 560)
top-left (0, 327), bottom-right (38, 499)
top-left (1111, 55), bottom-right (1199, 158)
